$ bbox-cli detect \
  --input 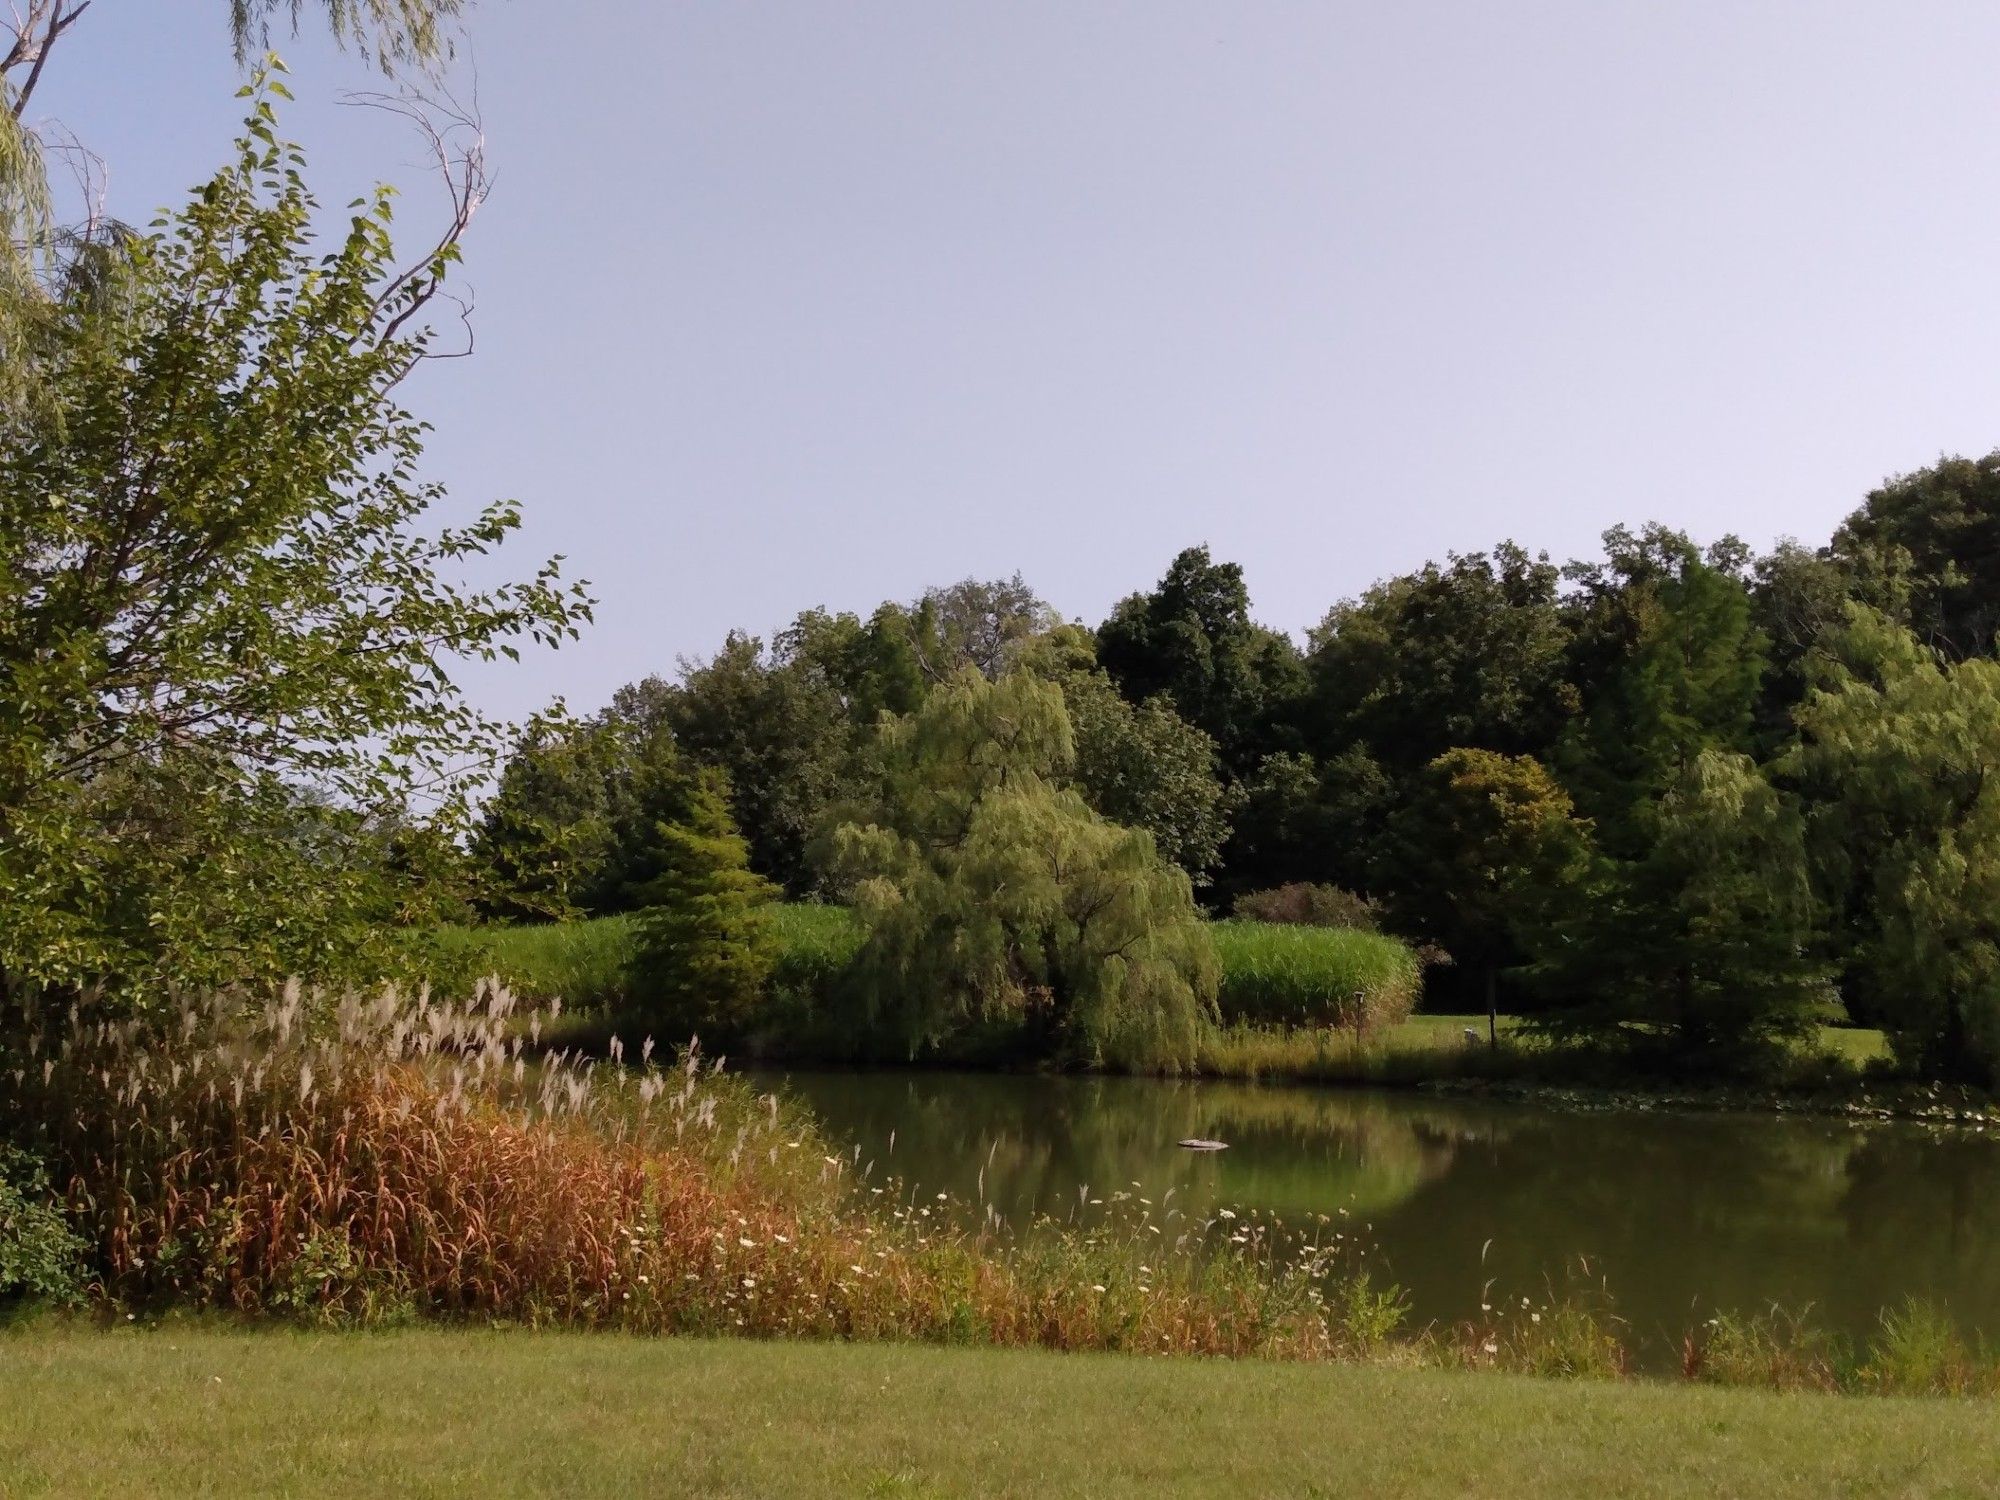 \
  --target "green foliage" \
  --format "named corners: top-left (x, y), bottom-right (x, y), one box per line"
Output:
top-left (903, 574), bottom-right (1059, 680)
top-left (1308, 544), bottom-right (1575, 774)
top-left (663, 630), bottom-right (861, 894)
top-left (0, 6), bottom-right (470, 423)
top-left (1528, 751), bottom-right (1833, 1062)
top-left (1790, 607), bottom-right (2000, 1084)
top-left (1096, 546), bottom-right (1306, 776)
top-left (1557, 537), bottom-right (1767, 847)
top-left (1831, 452), bottom-right (2000, 661)
top-left (1036, 649), bottom-right (1235, 885)
top-left (1230, 883), bottom-right (1381, 930)
top-left (0, 81), bottom-right (584, 1006)
top-left (1207, 921), bottom-right (1419, 1033)
top-left (1378, 749), bottom-right (1590, 989)
top-left (821, 670), bottom-right (1219, 1068)
top-left (1224, 747), bottom-right (1392, 898)
top-left (227, 1), bottom-right (468, 74)
top-left (626, 769), bottom-right (779, 1039)
top-left (469, 717), bottom-right (631, 919)
top-left (0, 1145), bottom-right (85, 1307)
top-left (1511, 540), bottom-right (1833, 1064)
